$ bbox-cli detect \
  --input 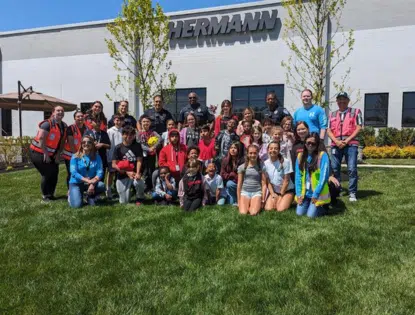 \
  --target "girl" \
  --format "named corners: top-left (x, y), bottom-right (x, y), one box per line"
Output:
top-left (68, 135), bottom-right (106, 208)
top-left (180, 113), bottom-right (200, 147)
top-left (162, 119), bottom-right (176, 147)
top-left (108, 100), bottom-right (137, 129)
top-left (262, 118), bottom-right (274, 145)
top-left (252, 126), bottom-right (268, 161)
top-left (220, 142), bottom-right (244, 206)
top-left (240, 120), bottom-right (254, 149)
top-left (181, 146), bottom-right (206, 177)
top-left (263, 141), bottom-right (295, 212)
top-left (204, 163), bottom-right (226, 205)
top-left (84, 101), bottom-right (107, 131)
top-left (295, 133), bottom-right (331, 218)
top-left (271, 126), bottom-right (290, 160)
top-left (213, 100), bottom-right (239, 136)
top-left (237, 145), bottom-right (266, 215)
top-left (152, 166), bottom-right (178, 205)
top-left (281, 116), bottom-right (295, 154)
top-left (178, 159), bottom-right (208, 212)
top-left (236, 107), bottom-right (261, 136)
top-left (62, 110), bottom-right (87, 190)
